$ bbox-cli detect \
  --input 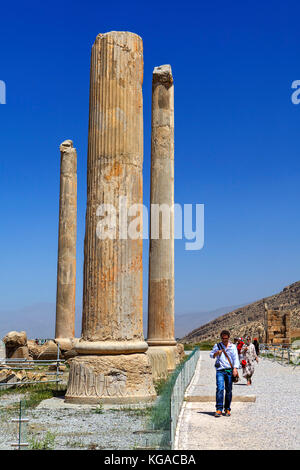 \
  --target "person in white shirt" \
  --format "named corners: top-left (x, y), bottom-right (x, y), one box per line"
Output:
top-left (210, 330), bottom-right (240, 417)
